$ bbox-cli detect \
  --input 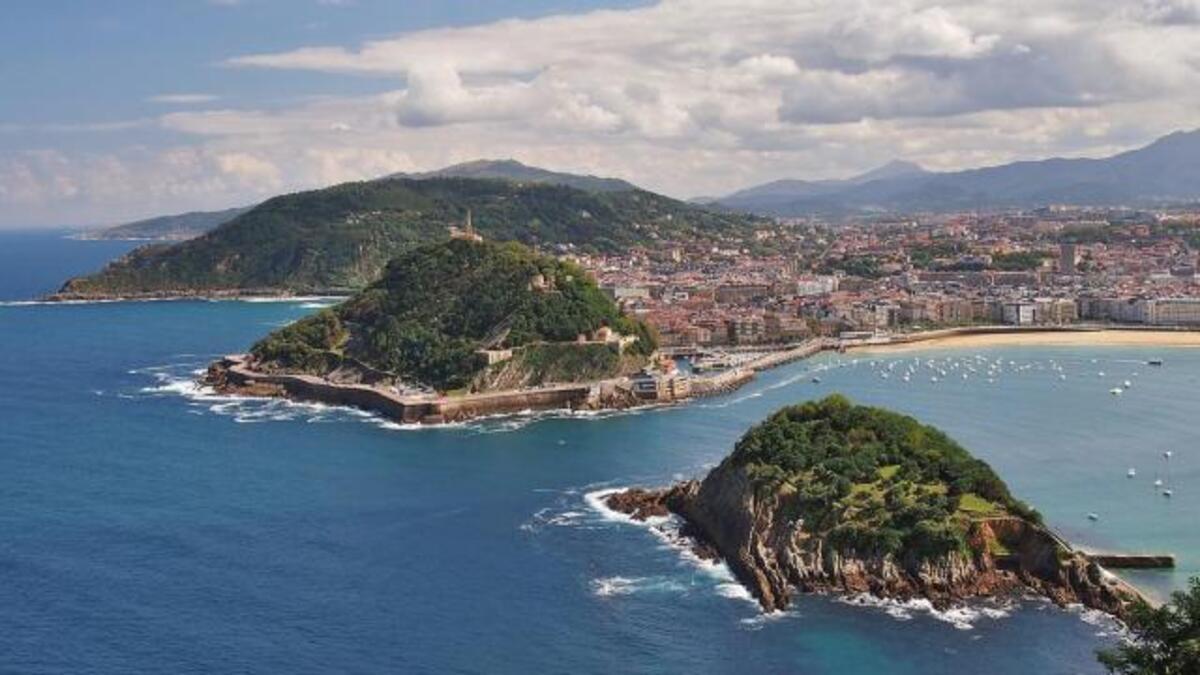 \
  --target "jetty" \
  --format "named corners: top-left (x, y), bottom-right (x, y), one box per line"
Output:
top-left (1083, 553), bottom-right (1176, 569)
